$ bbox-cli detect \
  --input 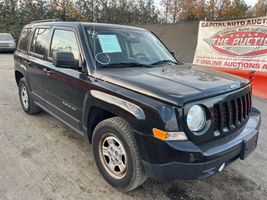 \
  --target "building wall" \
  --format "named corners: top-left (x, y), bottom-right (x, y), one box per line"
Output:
top-left (136, 22), bottom-right (199, 62)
